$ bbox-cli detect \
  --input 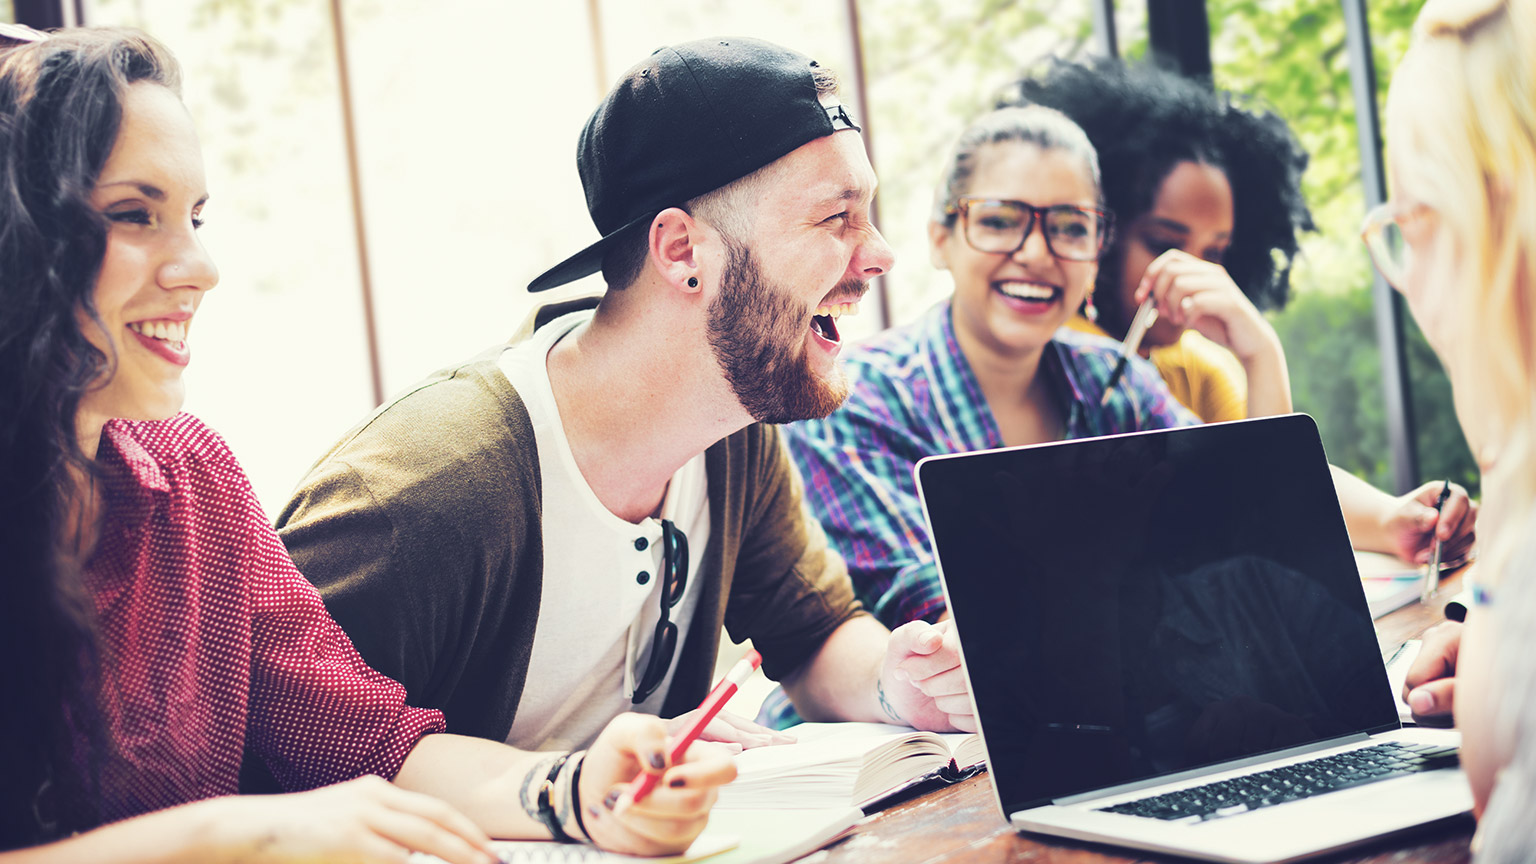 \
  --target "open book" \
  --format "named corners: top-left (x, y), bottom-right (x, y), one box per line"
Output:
top-left (716, 722), bottom-right (985, 812)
